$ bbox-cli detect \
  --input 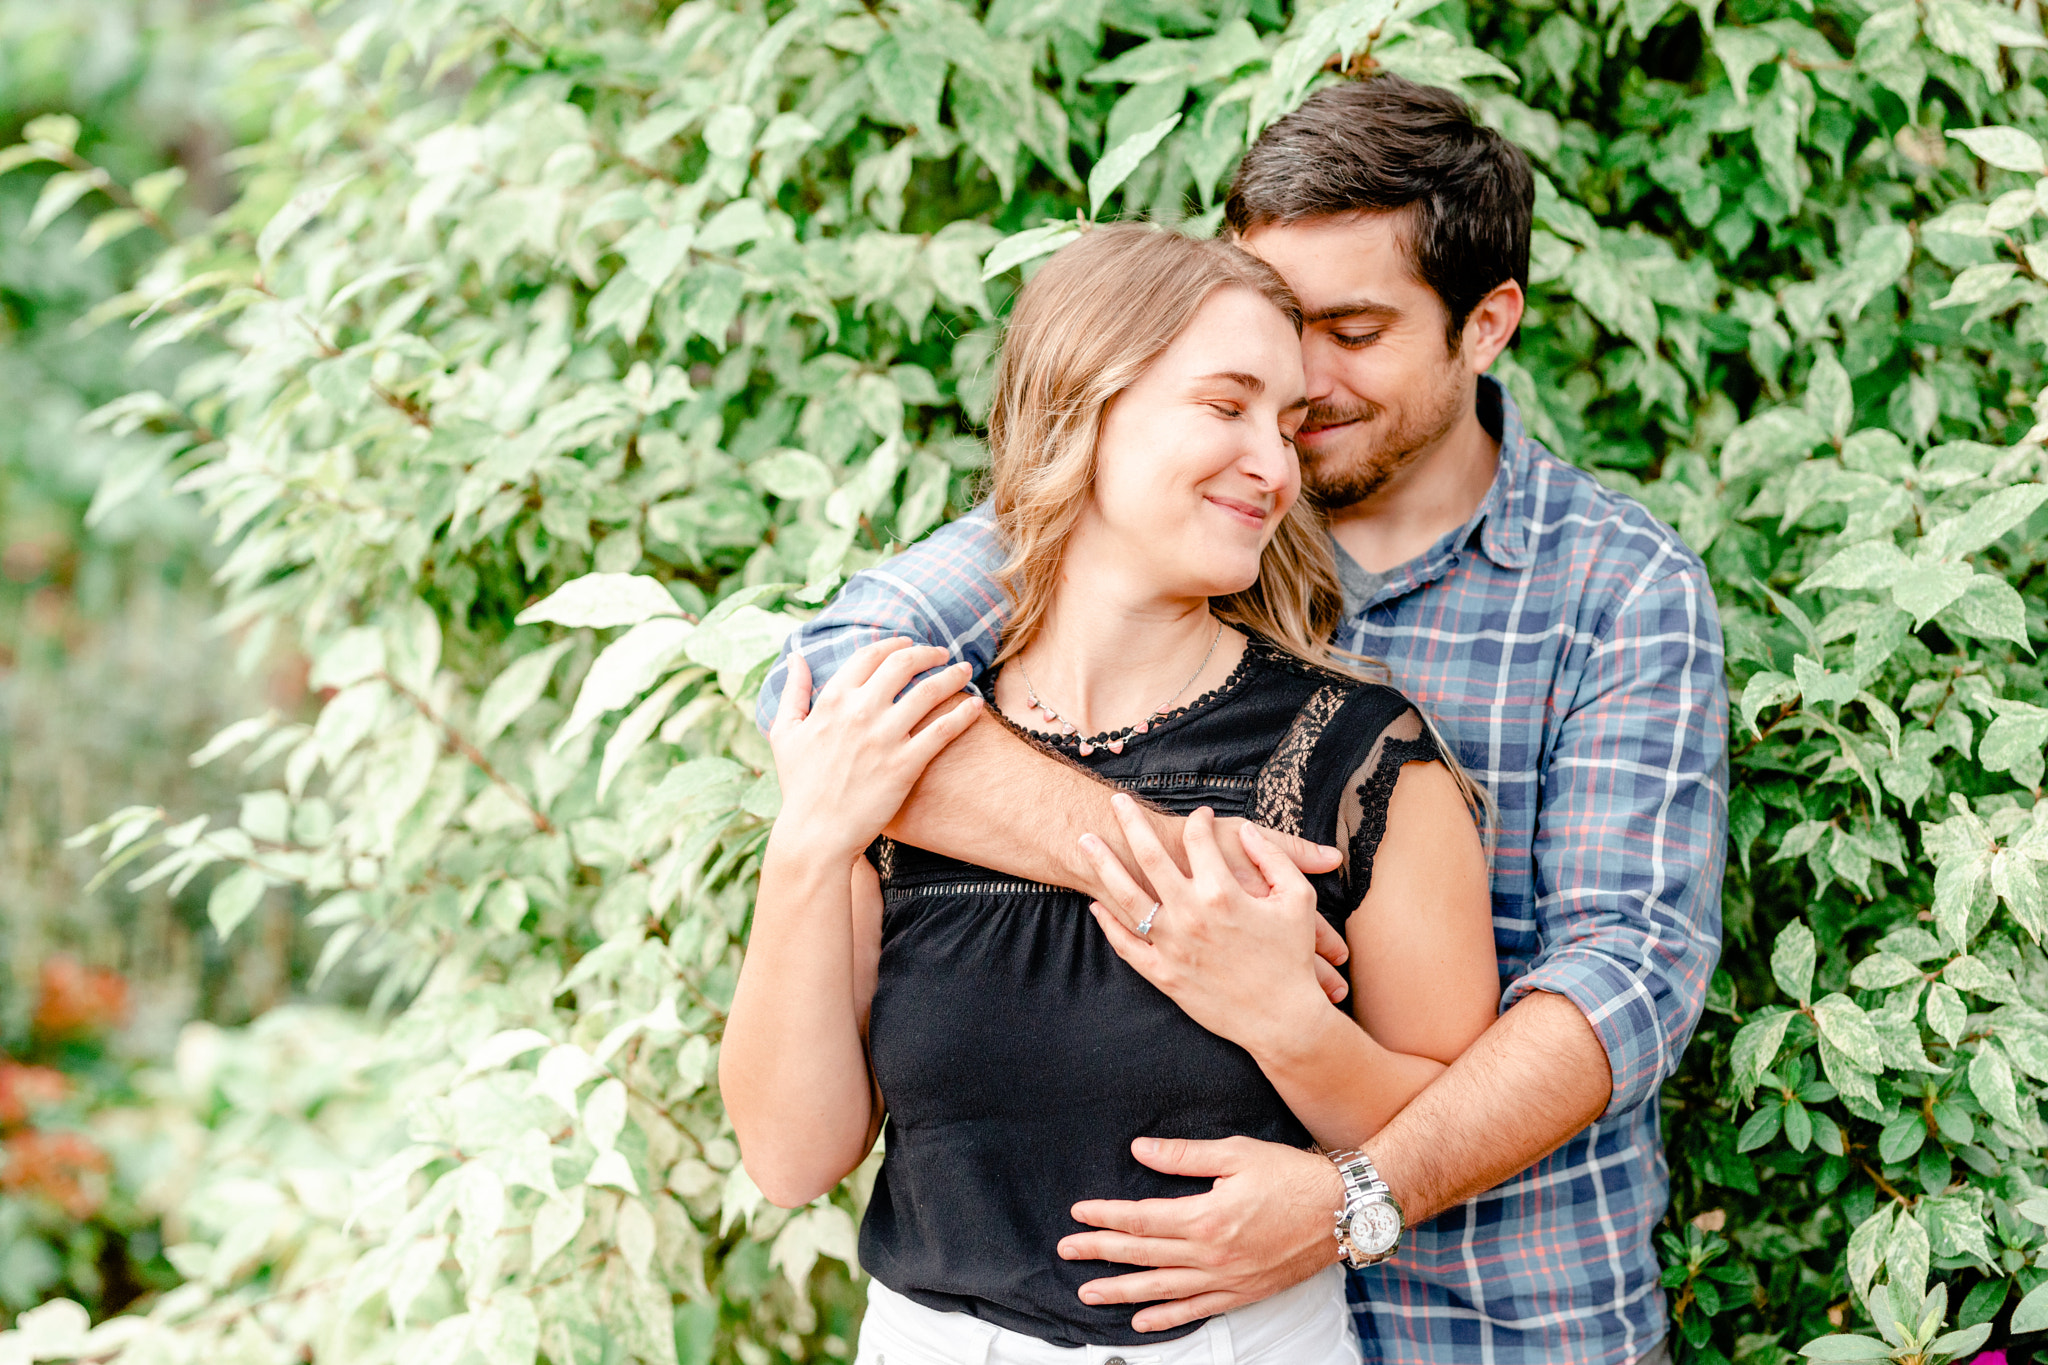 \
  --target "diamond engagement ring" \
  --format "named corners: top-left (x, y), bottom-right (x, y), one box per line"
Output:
top-left (1135, 903), bottom-right (1162, 937)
